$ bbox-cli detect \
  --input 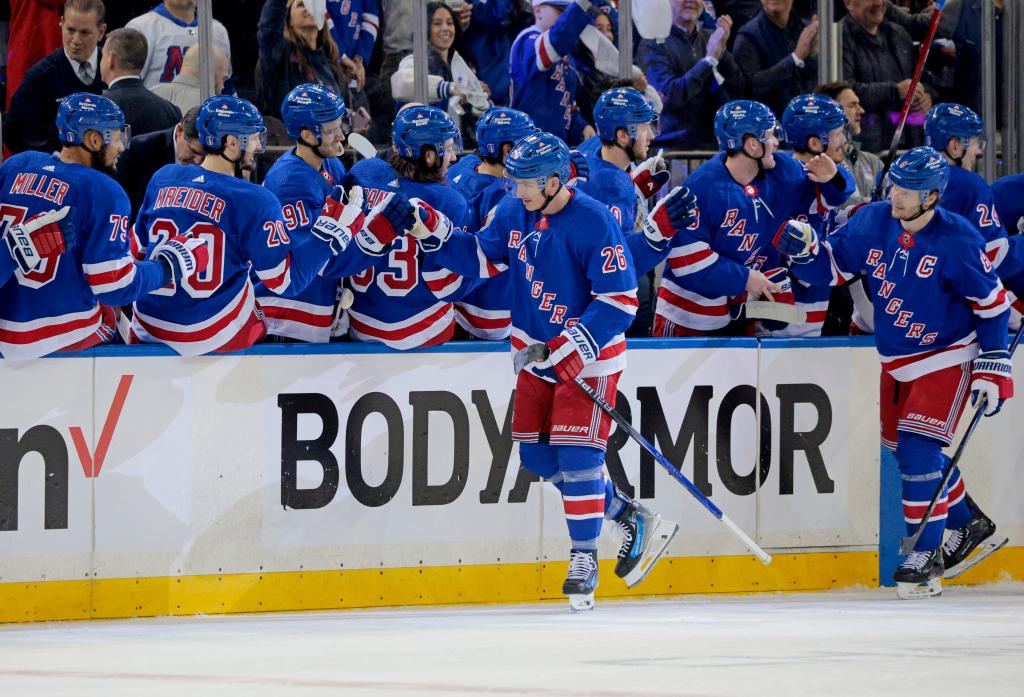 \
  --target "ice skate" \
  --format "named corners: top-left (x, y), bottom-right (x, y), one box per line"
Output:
top-left (894, 548), bottom-right (944, 599)
top-left (942, 498), bottom-right (1008, 579)
top-left (563, 550), bottom-right (598, 612)
top-left (611, 500), bottom-right (679, 588)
